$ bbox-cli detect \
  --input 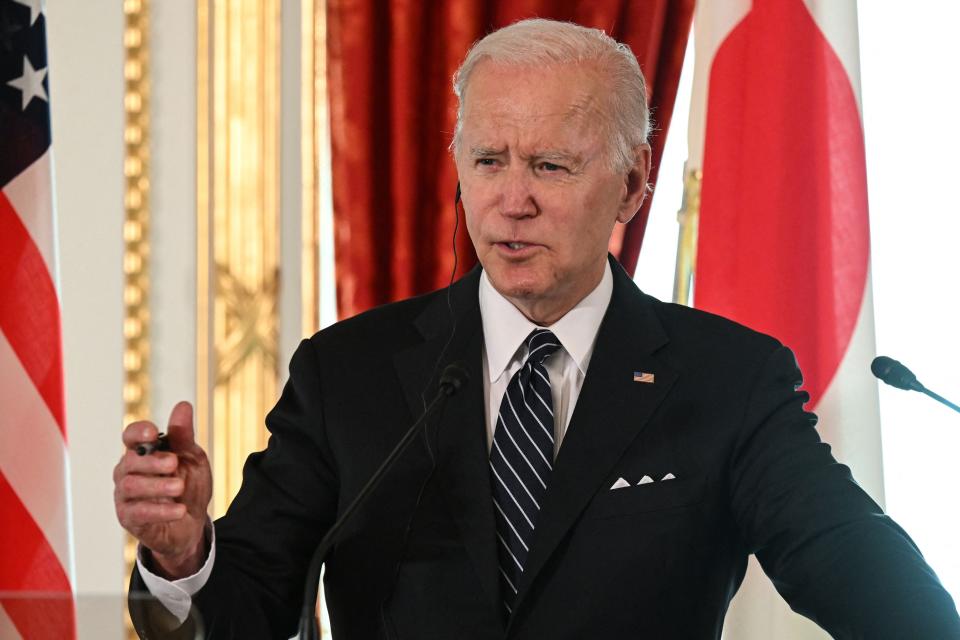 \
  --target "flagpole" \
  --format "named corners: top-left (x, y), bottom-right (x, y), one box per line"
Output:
top-left (672, 164), bottom-right (702, 306)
